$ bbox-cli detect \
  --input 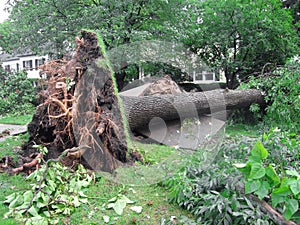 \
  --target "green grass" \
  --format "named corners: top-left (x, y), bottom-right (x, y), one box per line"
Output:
top-left (131, 142), bottom-right (177, 165)
top-left (0, 134), bottom-right (30, 225)
top-left (0, 122), bottom-right (264, 225)
top-left (70, 178), bottom-right (194, 225)
top-left (0, 135), bottom-right (196, 225)
top-left (0, 174), bottom-right (30, 225)
top-left (0, 133), bottom-right (29, 159)
top-left (225, 123), bottom-right (262, 137)
top-left (0, 113), bottom-right (33, 125)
